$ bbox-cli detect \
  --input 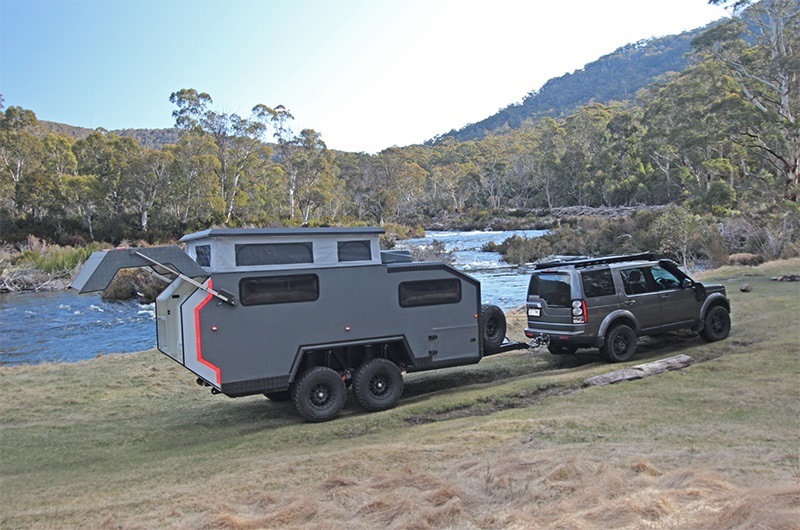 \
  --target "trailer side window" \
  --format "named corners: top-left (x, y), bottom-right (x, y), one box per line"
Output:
top-left (399, 279), bottom-right (461, 308)
top-left (235, 243), bottom-right (313, 266)
top-left (195, 245), bottom-right (211, 267)
top-left (240, 274), bottom-right (319, 306)
top-left (338, 240), bottom-right (372, 262)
